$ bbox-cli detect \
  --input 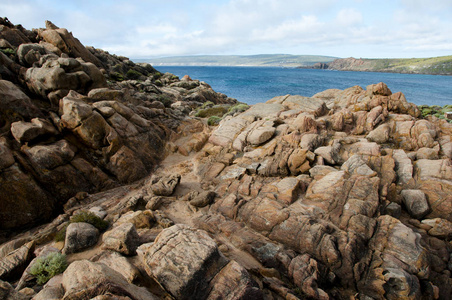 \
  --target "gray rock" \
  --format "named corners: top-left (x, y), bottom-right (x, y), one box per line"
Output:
top-left (341, 154), bottom-right (377, 177)
top-left (63, 222), bottom-right (99, 254)
top-left (385, 202), bottom-right (402, 219)
top-left (393, 149), bottom-right (413, 184)
top-left (17, 43), bottom-right (51, 67)
top-left (102, 223), bottom-right (140, 256)
top-left (246, 126), bottom-right (275, 146)
top-left (401, 189), bottom-right (430, 219)
top-left (366, 123), bottom-right (390, 144)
